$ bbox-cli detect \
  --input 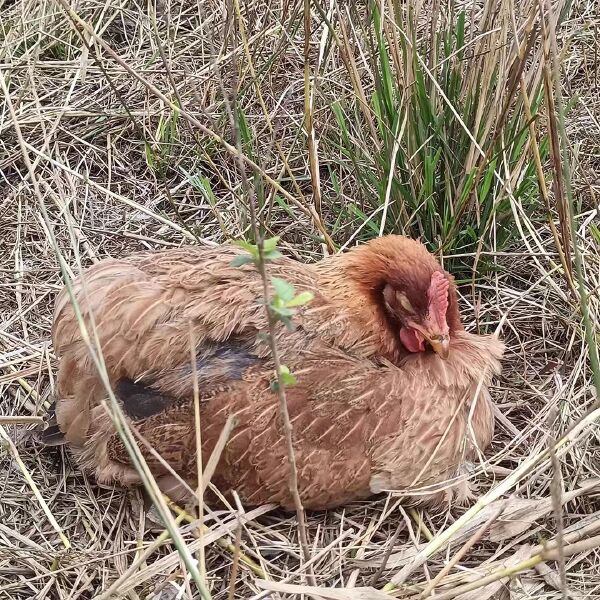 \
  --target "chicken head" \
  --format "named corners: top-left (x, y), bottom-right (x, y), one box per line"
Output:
top-left (344, 235), bottom-right (462, 361)
top-left (385, 271), bottom-right (452, 358)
